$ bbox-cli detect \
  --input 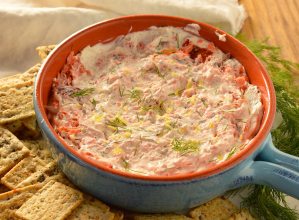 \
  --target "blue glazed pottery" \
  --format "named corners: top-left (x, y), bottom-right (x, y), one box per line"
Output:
top-left (33, 15), bottom-right (299, 213)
